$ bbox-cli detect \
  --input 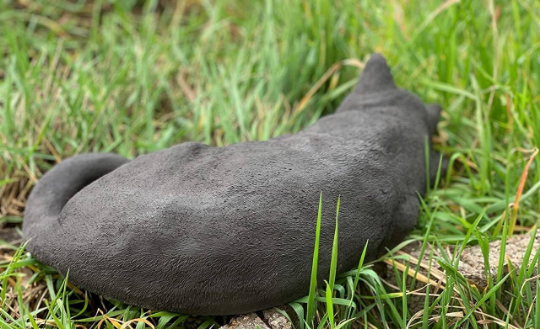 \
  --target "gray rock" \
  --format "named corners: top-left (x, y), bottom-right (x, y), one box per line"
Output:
top-left (221, 313), bottom-right (269, 329)
top-left (382, 231), bottom-right (540, 318)
top-left (23, 54), bottom-right (445, 315)
top-left (262, 309), bottom-right (291, 329)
